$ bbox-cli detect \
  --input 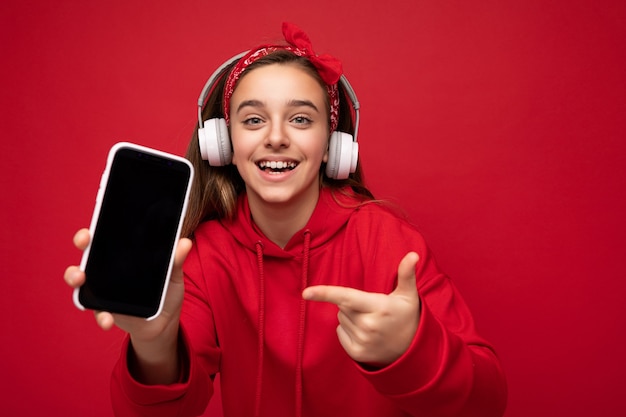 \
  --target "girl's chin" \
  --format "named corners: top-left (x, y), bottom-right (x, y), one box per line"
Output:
top-left (247, 183), bottom-right (321, 208)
